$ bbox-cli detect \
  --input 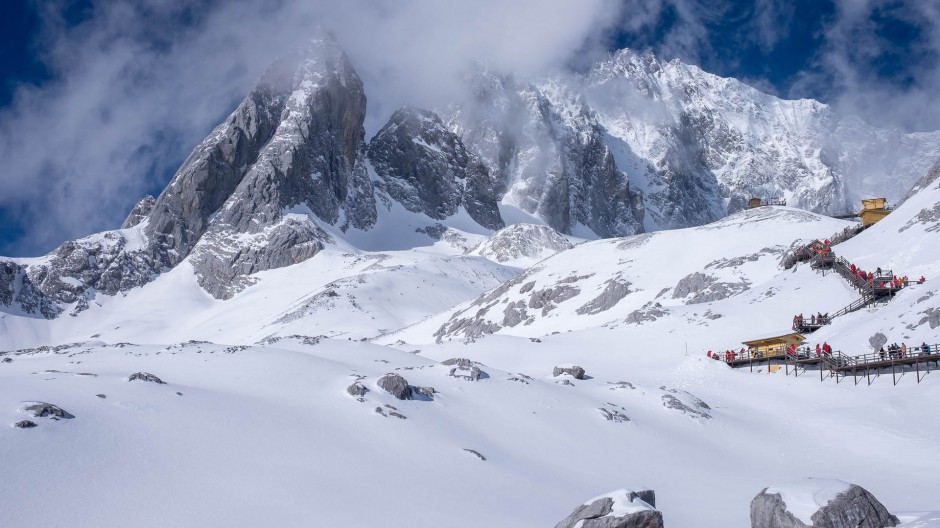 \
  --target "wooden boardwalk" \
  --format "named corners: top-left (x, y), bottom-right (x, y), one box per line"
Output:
top-left (719, 346), bottom-right (940, 386)
top-left (727, 232), bottom-right (933, 386)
